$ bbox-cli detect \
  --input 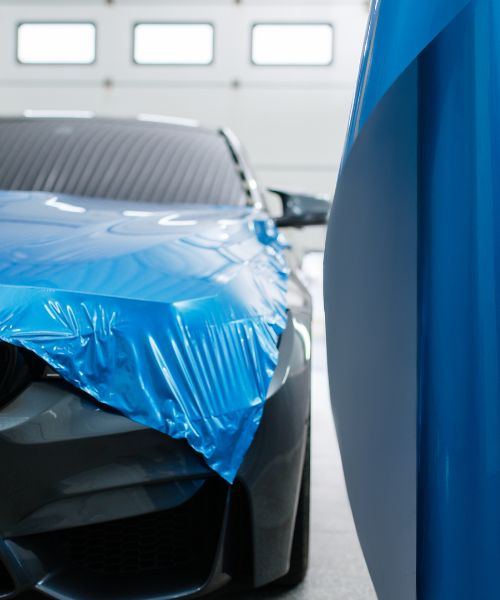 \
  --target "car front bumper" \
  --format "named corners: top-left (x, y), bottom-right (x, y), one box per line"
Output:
top-left (0, 310), bottom-right (311, 600)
